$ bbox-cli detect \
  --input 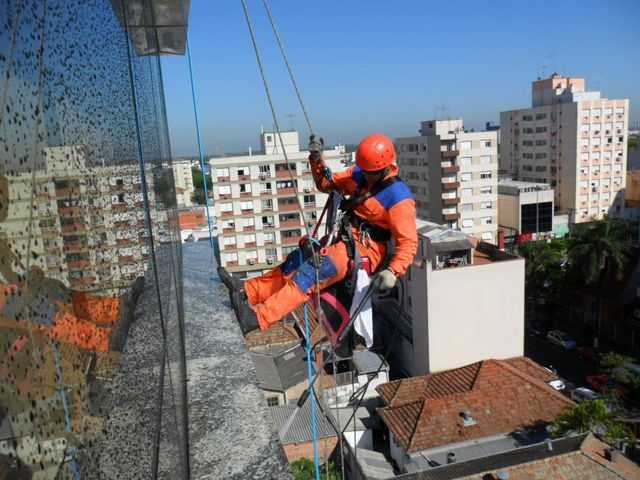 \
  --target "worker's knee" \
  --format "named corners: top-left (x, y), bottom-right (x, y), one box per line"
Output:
top-left (281, 248), bottom-right (304, 275)
top-left (293, 256), bottom-right (338, 293)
